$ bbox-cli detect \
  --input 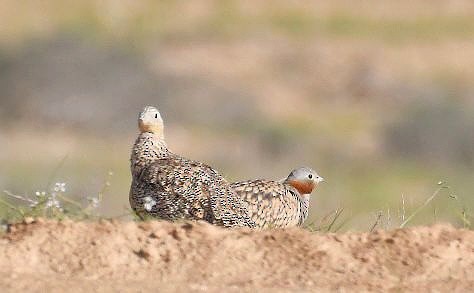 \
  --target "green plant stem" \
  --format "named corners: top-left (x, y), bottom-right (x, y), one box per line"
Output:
top-left (0, 198), bottom-right (25, 217)
top-left (56, 194), bottom-right (84, 210)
